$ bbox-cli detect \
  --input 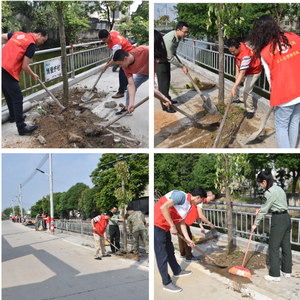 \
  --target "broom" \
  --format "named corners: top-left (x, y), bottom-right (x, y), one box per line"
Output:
top-left (229, 209), bottom-right (260, 278)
